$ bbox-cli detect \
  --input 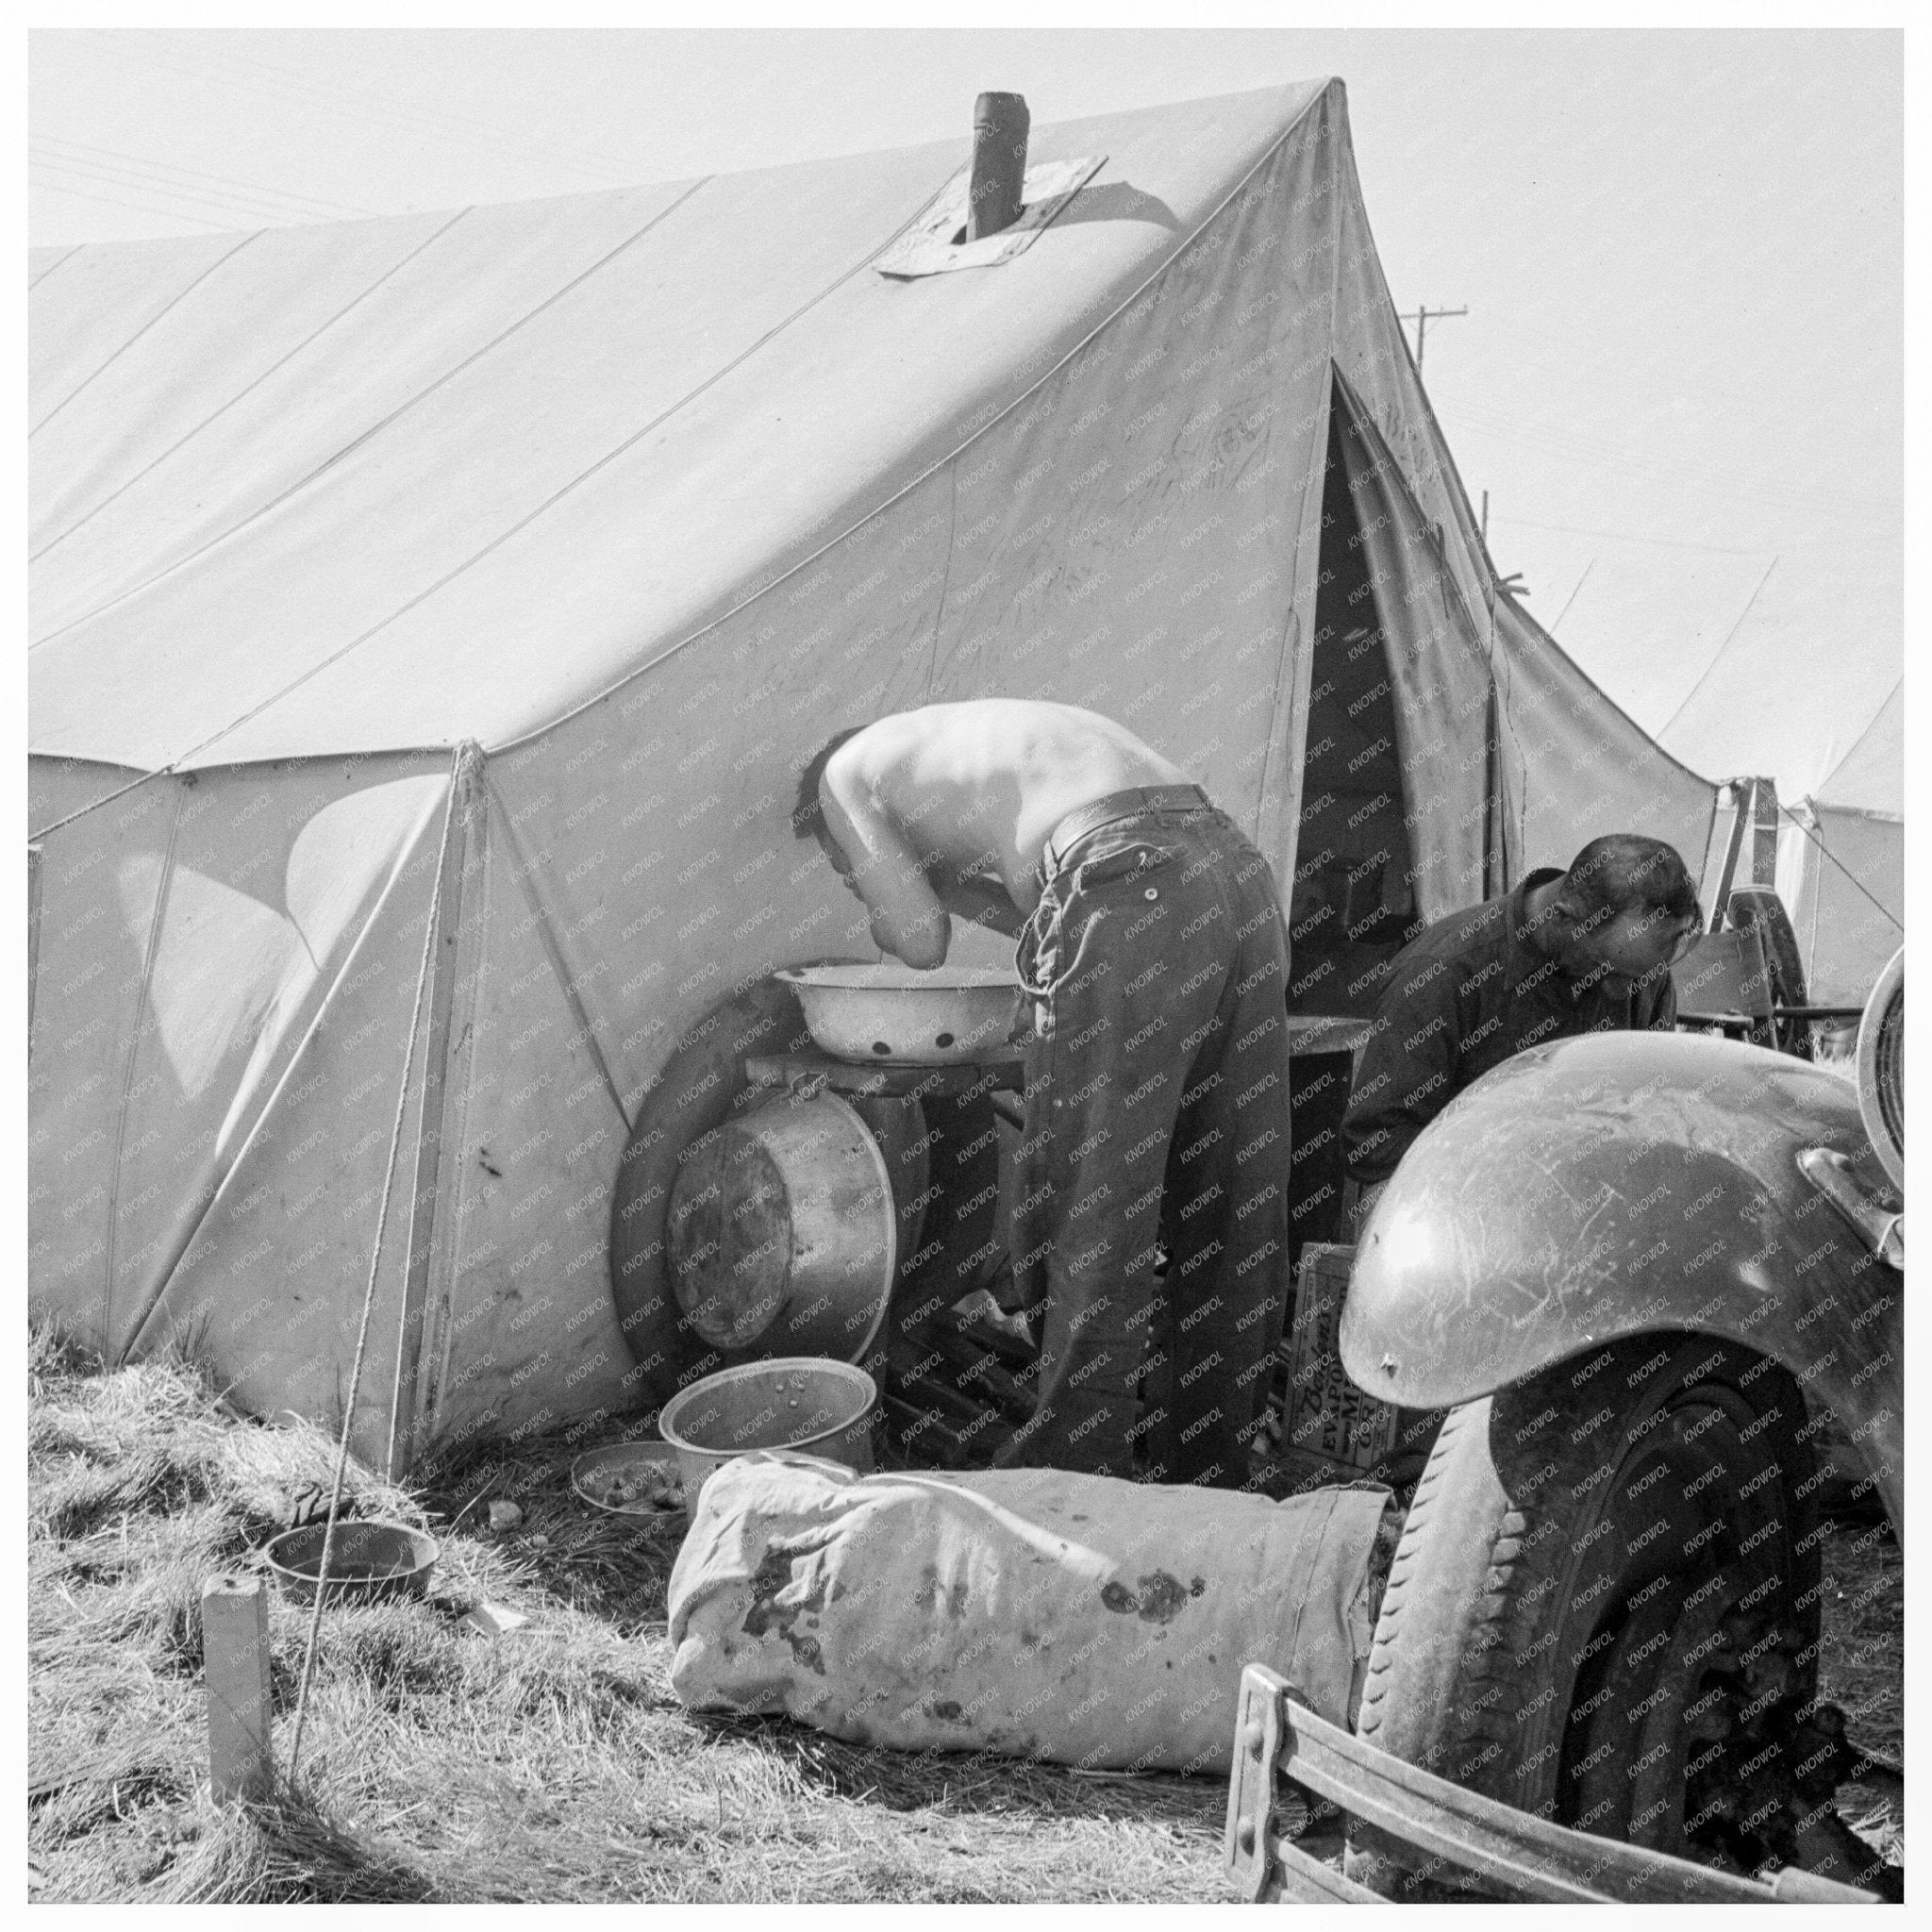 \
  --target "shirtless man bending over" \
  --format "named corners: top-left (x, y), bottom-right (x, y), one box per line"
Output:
top-left (794, 700), bottom-right (1292, 1488)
